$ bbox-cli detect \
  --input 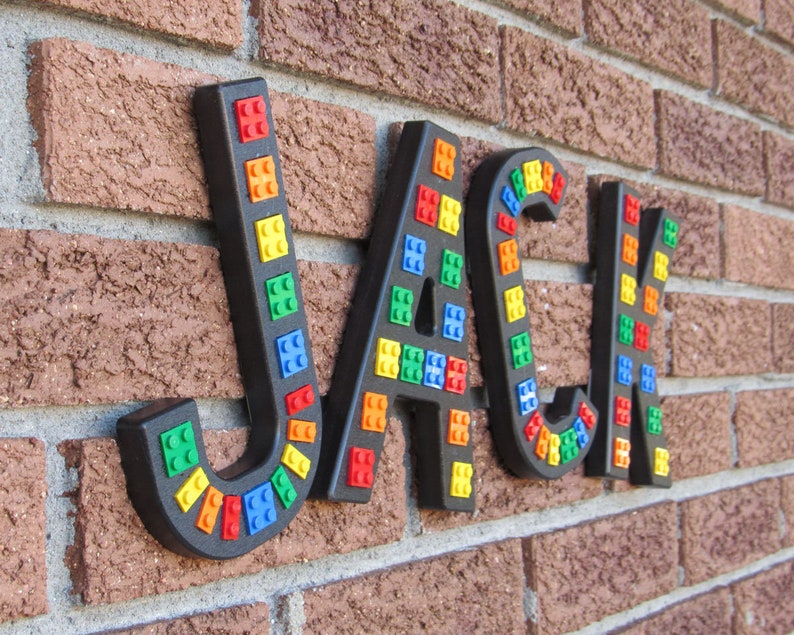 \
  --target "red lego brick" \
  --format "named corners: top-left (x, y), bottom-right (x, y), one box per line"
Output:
top-left (234, 95), bottom-right (269, 144)
top-left (615, 396), bottom-right (631, 427)
top-left (285, 384), bottom-right (315, 415)
top-left (634, 321), bottom-right (650, 352)
top-left (444, 356), bottom-right (468, 394)
top-left (221, 495), bottom-right (242, 541)
top-left (578, 401), bottom-right (596, 429)
top-left (524, 410), bottom-right (544, 442)
top-left (346, 446), bottom-right (375, 488)
top-left (550, 172), bottom-right (566, 204)
top-left (624, 194), bottom-right (640, 225)
top-left (415, 184), bottom-right (440, 227)
top-left (496, 212), bottom-right (517, 236)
